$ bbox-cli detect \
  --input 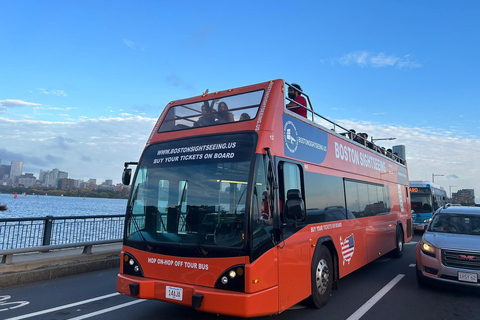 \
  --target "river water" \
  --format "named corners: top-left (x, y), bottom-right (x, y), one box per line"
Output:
top-left (0, 193), bottom-right (127, 218)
